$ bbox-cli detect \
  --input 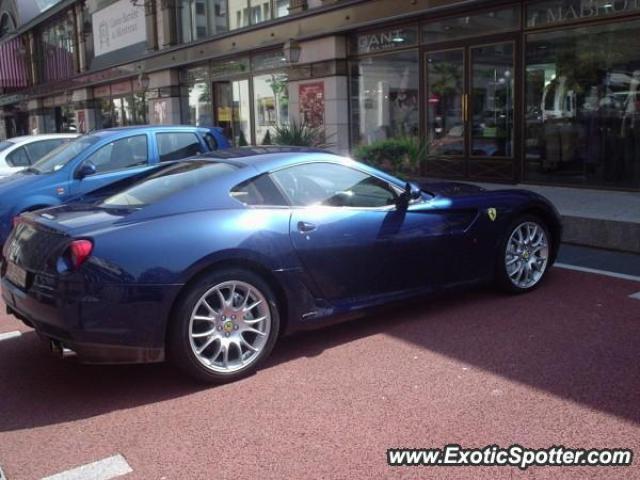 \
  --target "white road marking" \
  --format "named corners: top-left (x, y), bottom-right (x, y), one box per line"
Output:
top-left (629, 291), bottom-right (640, 301)
top-left (41, 455), bottom-right (132, 480)
top-left (0, 331), bottom-right (21, 342)
top-left (555, 263), bottom-right (640, 282)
